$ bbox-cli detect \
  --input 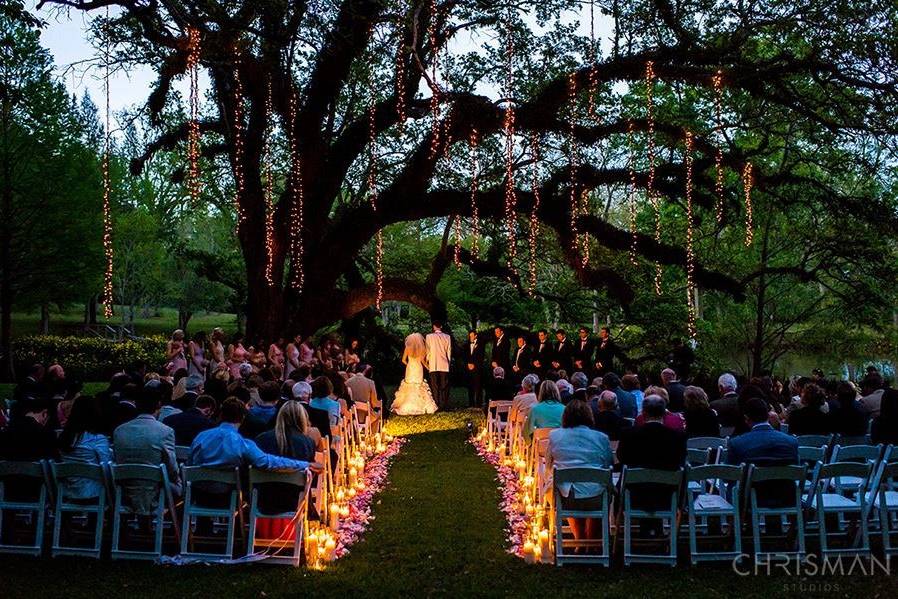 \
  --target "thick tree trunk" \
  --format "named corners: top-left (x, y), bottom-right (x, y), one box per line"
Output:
top-left (0, 98), bottom-right (13, 380)
top-left (40, 304), bottom-right (50, 334)
top-left (178, 308), bottom-right (192, 334)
